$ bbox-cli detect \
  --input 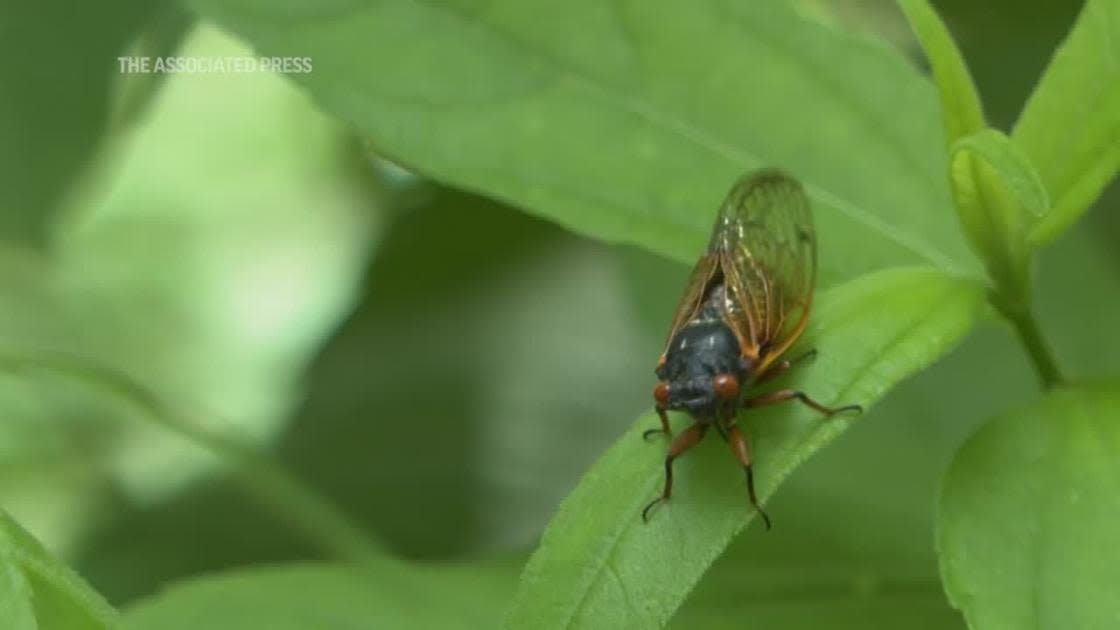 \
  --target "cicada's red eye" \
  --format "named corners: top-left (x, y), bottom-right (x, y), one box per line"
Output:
top-left (654, 382), bottom-right (670, 406)
top-left (712, 374), bottom-right (740, 402)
